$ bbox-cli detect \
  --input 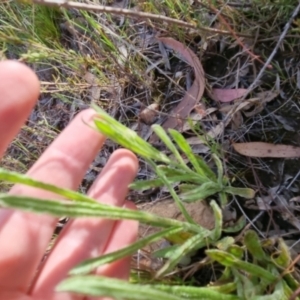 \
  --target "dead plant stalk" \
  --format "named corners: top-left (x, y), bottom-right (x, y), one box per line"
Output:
top-left (31, 0), bottom-right (251, 37)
